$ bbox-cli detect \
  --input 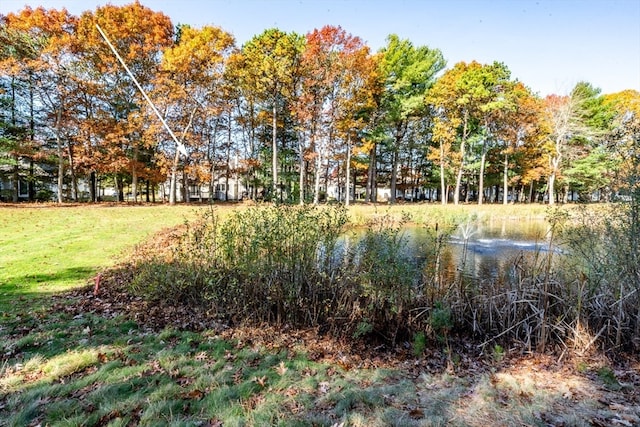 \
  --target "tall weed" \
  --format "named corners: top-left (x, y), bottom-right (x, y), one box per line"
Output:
top-left (129, 201), bottom-right (640, 354)
top-left (559, 203), bottom-right (640, 352)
